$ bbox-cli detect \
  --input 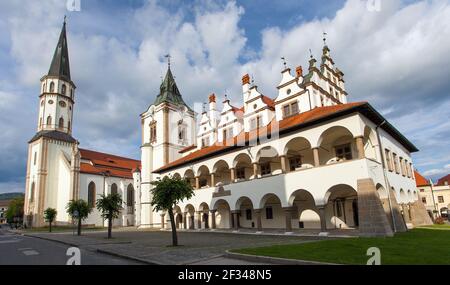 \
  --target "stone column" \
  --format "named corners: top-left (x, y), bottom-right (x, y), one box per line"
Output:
top-left (254, 209), bottom-right (263, 232)
top-left (183, 212), bottom-right (187, 229)
top-left (210, 173), bottom-right (215, 187)
top-left (230, 168), bottom-right (236, 182)
top-left (160, 214), bottom-right (165, 229)
top-left (252, 162), bottom-right (259, 179)
top-left (232, 210), bottom-right (239, 231)
top-left (355, 136), bottom-right (365, 159)
top-left (313, 147), bottom-right (320, 167)
top-left (280, 155), bottom-right (288, 173)
top-left (197, 211), bottom-right (202, 229)
top-left (318, 206), bottom-right (327, 232)
top-left (283, 207), bottom-right (293, 232)
top-left (210, 210), bottom-right (217, 229)
top-left (195, 176), bottom-right (200, 189)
